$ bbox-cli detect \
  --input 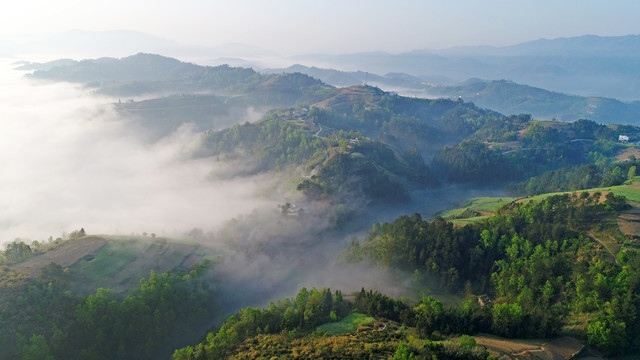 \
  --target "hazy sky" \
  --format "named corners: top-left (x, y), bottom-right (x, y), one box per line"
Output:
top-left (2, 0), bottom-right (640, 54)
